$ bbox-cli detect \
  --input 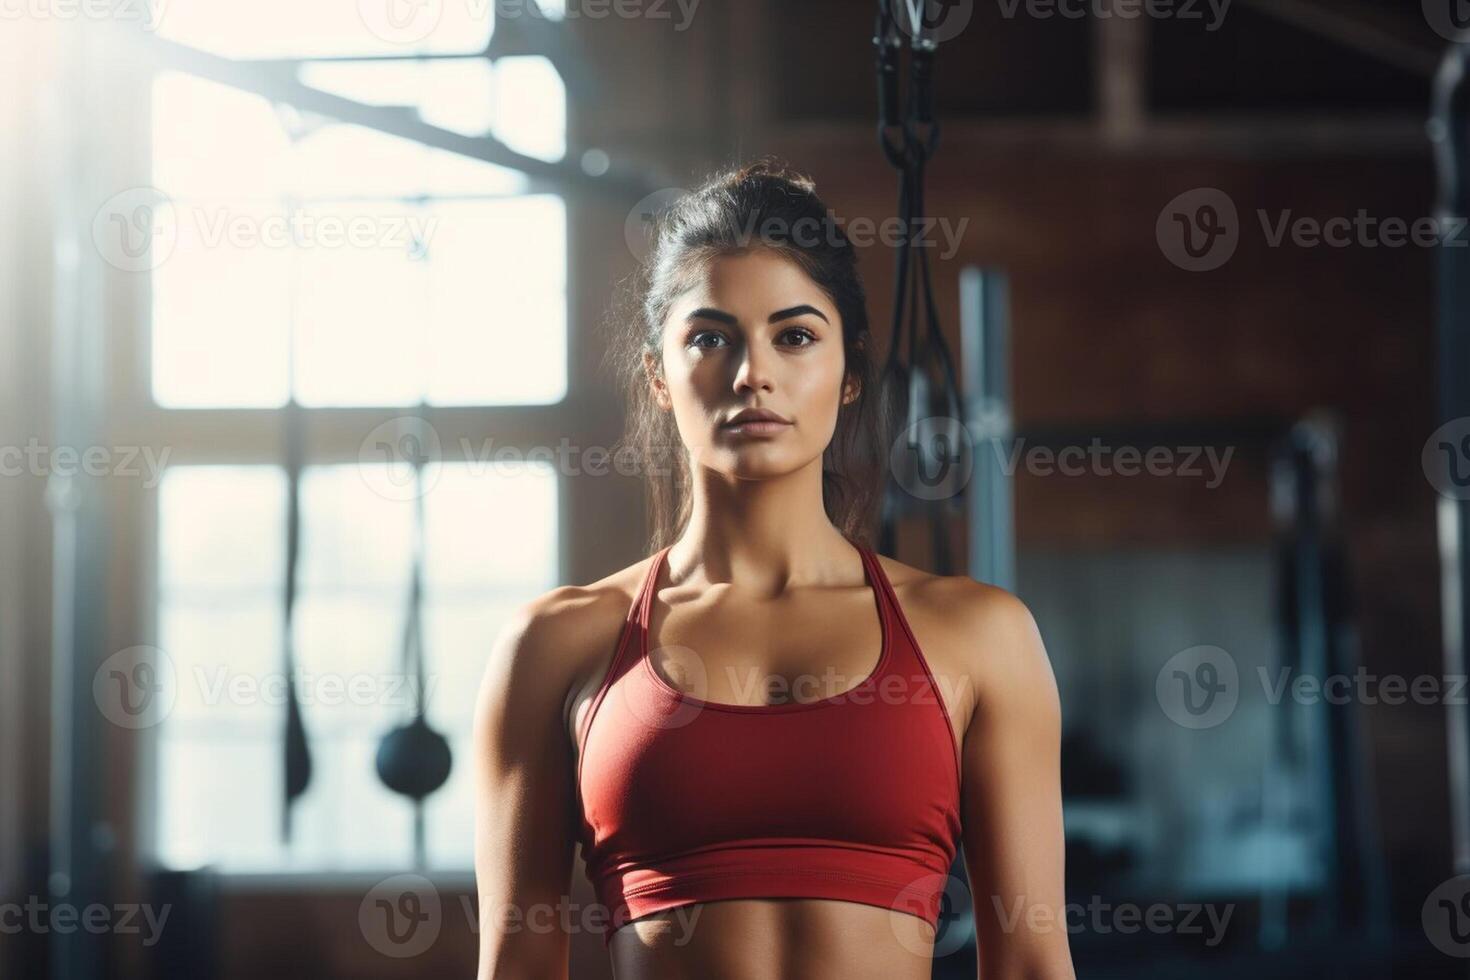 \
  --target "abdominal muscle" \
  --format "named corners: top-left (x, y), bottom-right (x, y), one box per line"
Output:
top-left (607, 897), bottom-right (939, 979)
